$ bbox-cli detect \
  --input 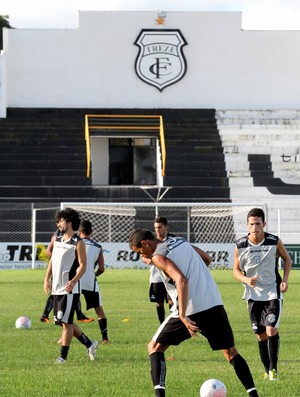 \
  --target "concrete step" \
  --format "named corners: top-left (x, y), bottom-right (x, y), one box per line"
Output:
top-left (167, 145), bottom-right (223, 154)
top-left (223, 145), bottom-right (299, 155)
top-left (164, 176), bottom-right (229, 186)
top-left (166, 153), bottom-right (225, 161)
top-left (0, 145), bottom-right (86, 154)
top-left (3, 168), bottom-right (87, 177)
top-left (166, 168), bottom-right (227, 177)
top-left (167, 160), bottom-right (227, 171)
top-left (0, 176), bottom-right (91, 186)
top-left (0, 152), bottom-right (85, 161)
top-left (219, 128), bottom-right (300, 136)
top-left (0, 160), bottom-right (86, 169)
